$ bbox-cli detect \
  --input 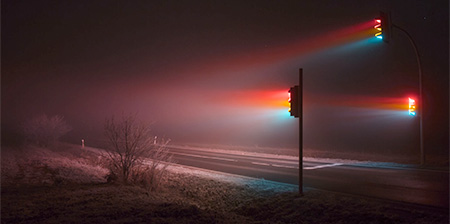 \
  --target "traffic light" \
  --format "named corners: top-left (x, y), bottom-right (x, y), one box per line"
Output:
top-left (408, 97), bottom-right (416, 116)
top-left (289, 86), bottom-right (299, 117)
top-left (374, 18), bottom-right (383, 39)
top-left (374, 11), bottom-right (391, 43)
